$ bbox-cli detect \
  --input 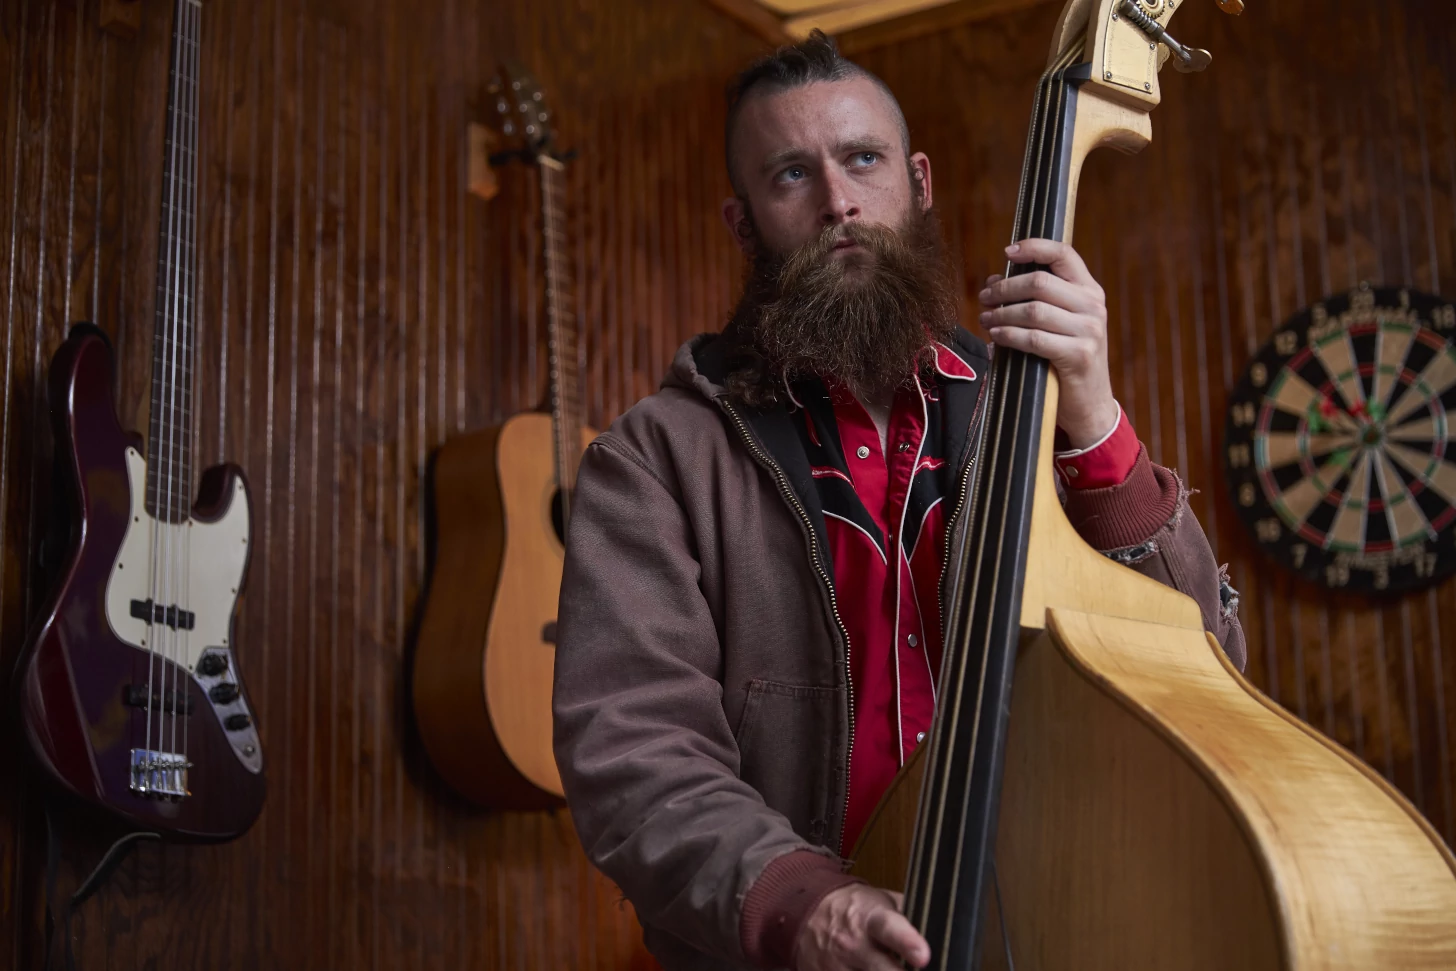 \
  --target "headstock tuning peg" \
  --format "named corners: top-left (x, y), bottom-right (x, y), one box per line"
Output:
top-left (1172, 47), bottom-right (1212, 73)
top-left (1117, 0), bottom-right (1211, 73)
